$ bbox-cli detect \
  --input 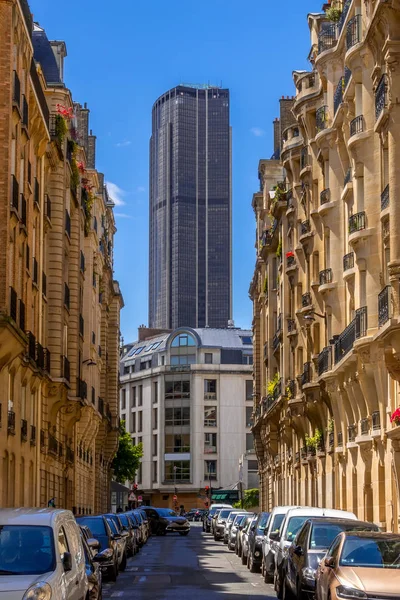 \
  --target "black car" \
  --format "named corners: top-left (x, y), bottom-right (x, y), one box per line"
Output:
top-left (141, 507), bottom-right (190, 535)
top-left (247, 511), bottom-right (270, 572)
top-left (80, 529), bottom-right (103, 600)
top-left (76, 515), bottom-right (120, 582)
top-left (284, 517), bottom-right (380, 600)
